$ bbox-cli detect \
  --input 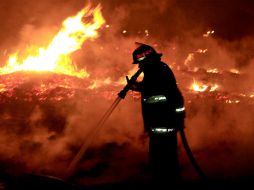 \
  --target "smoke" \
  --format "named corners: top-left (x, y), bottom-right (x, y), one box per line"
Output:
top-left (183, 96), bottom-right (254, 179)
top-left (0, 0), bottom-right (254, 186)
top-left (0, 75), bottom-right (148, 183)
